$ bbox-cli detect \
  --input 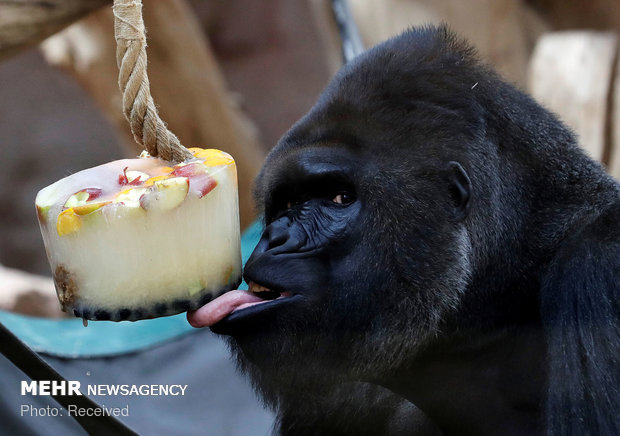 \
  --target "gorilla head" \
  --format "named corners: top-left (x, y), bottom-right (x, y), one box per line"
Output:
top-left (190, 26), bottom-right (620, 435)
